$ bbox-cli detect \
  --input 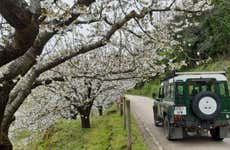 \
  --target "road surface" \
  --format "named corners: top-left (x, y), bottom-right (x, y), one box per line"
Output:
top-left (127, 95), bottom-right (230, 150)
